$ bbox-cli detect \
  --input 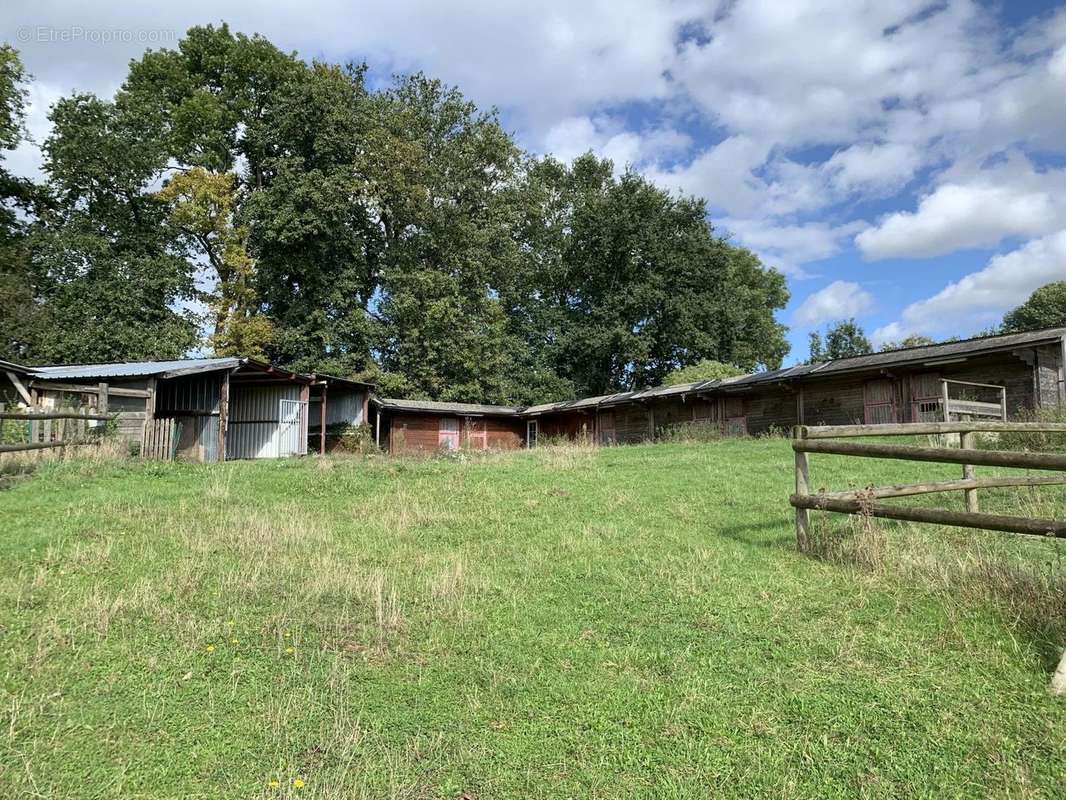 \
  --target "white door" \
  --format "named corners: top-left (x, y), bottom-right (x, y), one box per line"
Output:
top-left (527, 420), bottom-right (538, 448)
top-left (278, 399), bottom-right (305, 457)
